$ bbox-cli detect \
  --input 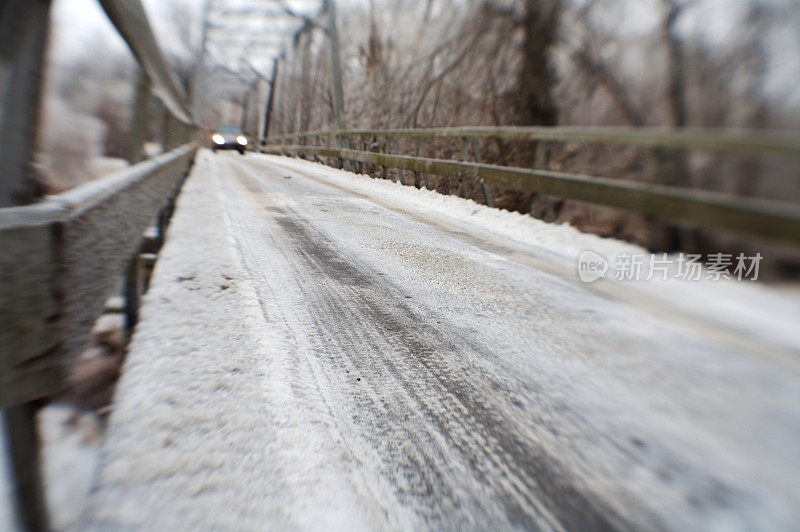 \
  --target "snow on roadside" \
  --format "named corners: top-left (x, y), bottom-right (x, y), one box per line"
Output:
top-left (39, 407), bottom-right (104, 531)
top-left (260, 154), bottom-right (639, 260)
top-left (258, 153), bottom-right (800, 353)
